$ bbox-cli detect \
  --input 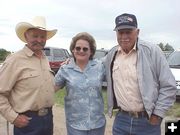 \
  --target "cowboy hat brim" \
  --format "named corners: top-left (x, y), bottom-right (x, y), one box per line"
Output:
top-left (15, 22), bottom-right (57, 43)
